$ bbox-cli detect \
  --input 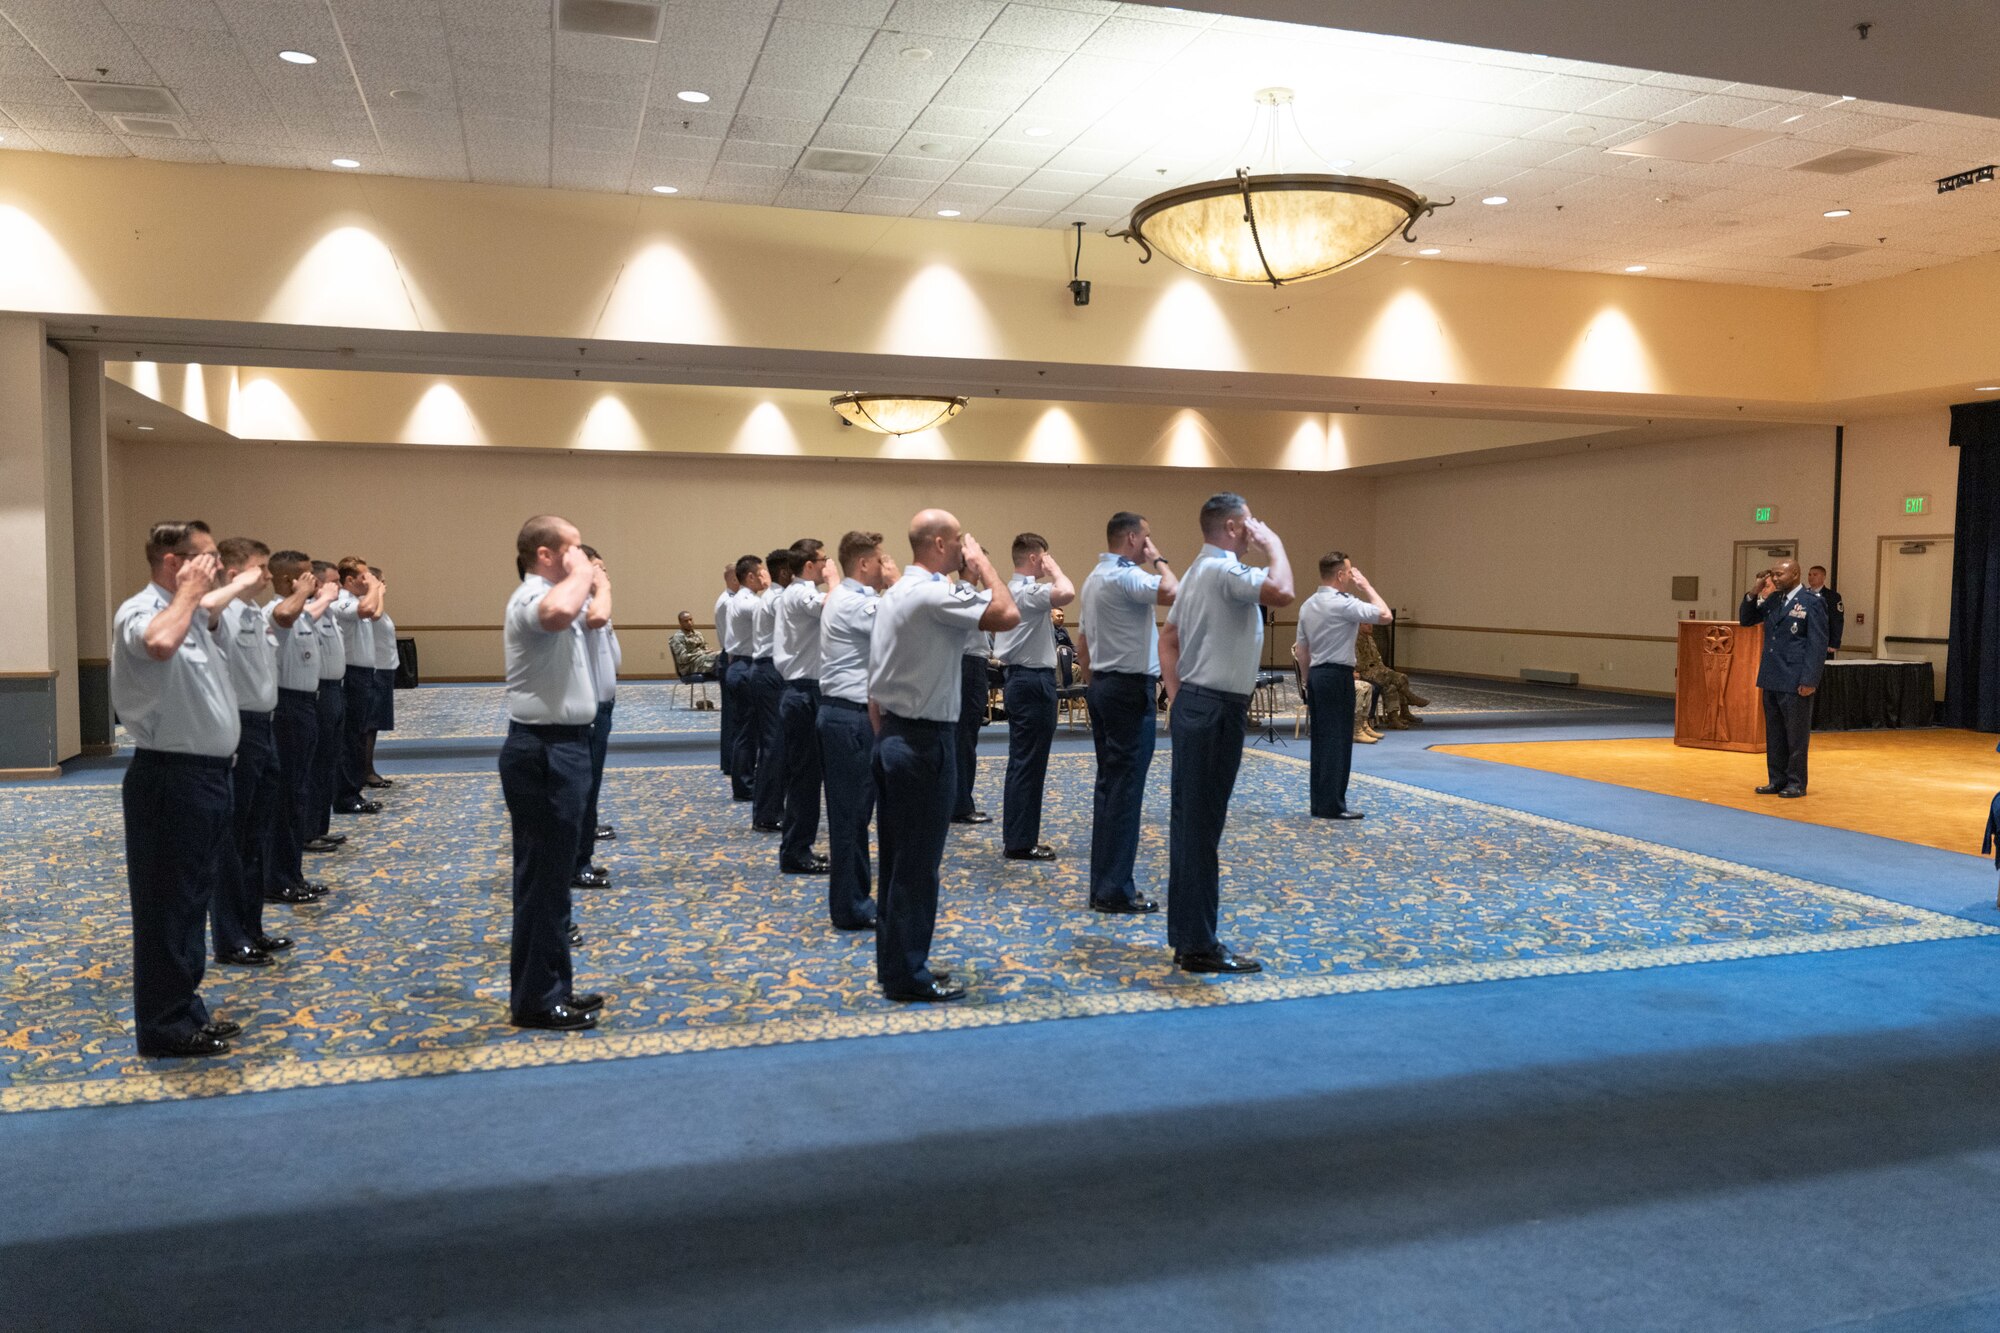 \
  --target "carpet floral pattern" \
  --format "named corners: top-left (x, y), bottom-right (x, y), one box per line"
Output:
top-left (2, 752), bottom-right (1984, 1111)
